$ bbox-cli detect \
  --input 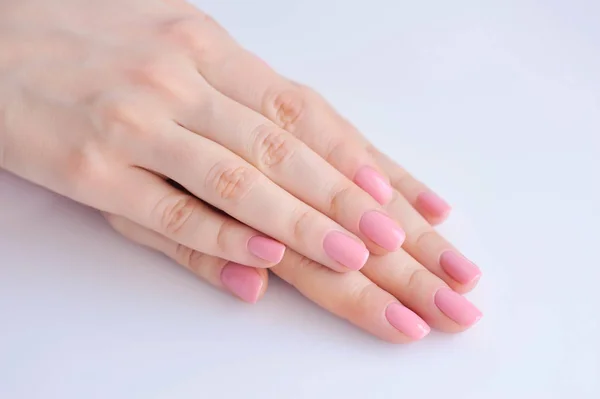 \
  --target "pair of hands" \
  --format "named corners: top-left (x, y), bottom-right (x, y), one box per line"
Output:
top-left (0, 0), bottom-right (482, 343)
